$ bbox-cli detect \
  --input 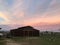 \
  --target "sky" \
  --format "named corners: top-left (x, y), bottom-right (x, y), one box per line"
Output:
top-left (0, 0), bottom-right (60, 31)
